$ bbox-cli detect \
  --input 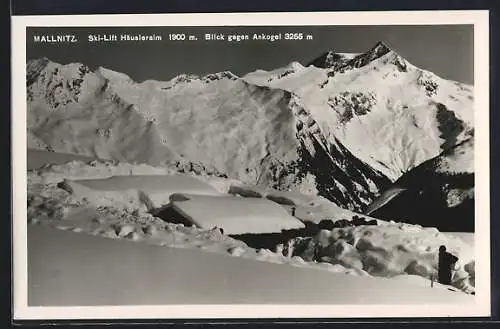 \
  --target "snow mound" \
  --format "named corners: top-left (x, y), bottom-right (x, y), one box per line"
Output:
top-left (169, 193), bottom-right (305, 234)
top-left (286, 224), bottom-right (475, 294)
